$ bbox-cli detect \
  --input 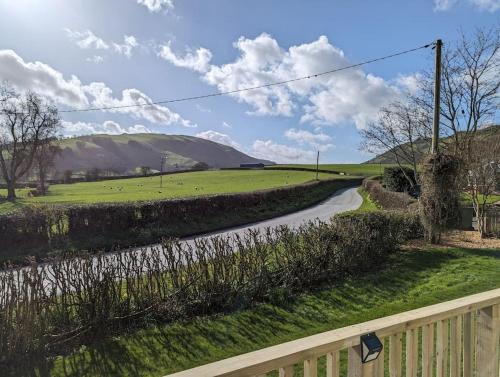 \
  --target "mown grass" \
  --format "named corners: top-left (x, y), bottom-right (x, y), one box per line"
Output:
top-left (268, 164), bottom-right (399, 177)
top-left (460, 192), bottom-right (500, 206)
top-left (0, 170), bottom-right (342, 214)
top-left (21, 246), bottom-right (500, 377)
